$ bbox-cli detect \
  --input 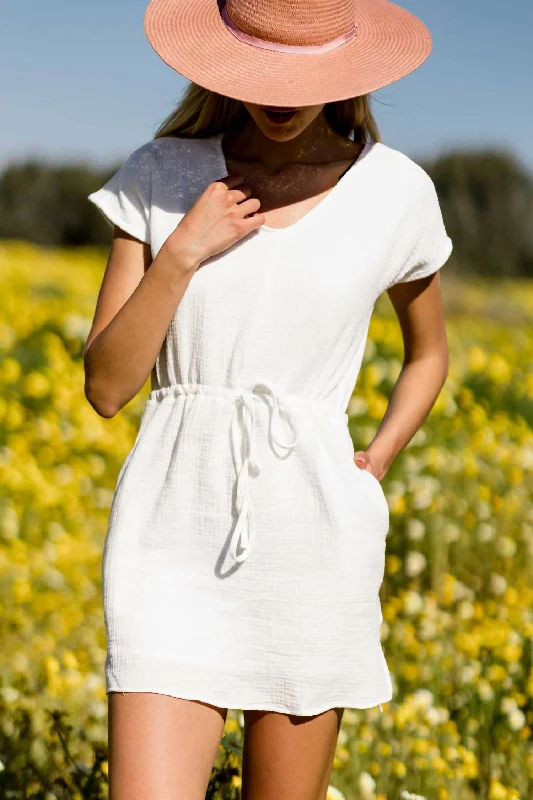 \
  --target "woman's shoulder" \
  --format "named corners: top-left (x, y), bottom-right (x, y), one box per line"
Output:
top-left (370, 141), bottom-right (436, 195)
top-left (87, 134), bottom-right (224, 241)
top-left (124, 134), bottom-right (223, 172)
